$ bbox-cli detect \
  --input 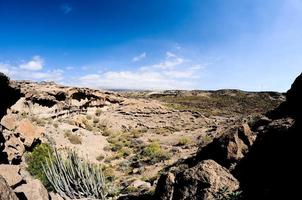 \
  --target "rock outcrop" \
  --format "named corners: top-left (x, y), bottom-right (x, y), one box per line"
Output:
top-left (232, 74), bottom-right (302, 199)
top-left (193, 123), bottom-right (255, 169)
top-left (156, 160), bottom-right (239, 200)
top-left (0, 175), bottom-right (18, 200)
top-left (14, 179), bottom-right (49, 200)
